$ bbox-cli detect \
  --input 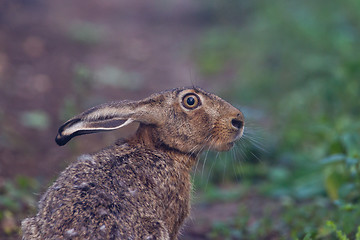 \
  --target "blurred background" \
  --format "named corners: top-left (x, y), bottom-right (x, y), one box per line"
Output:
top-left (1, 0), bottom-right (360, 239)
